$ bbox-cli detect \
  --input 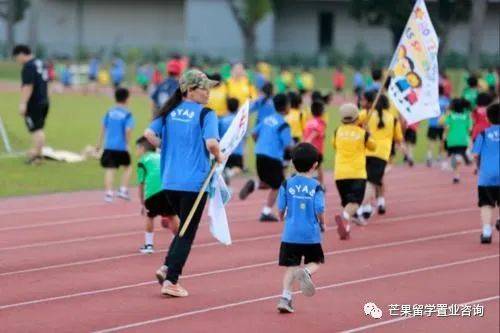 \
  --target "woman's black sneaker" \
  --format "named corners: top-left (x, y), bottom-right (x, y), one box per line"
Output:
top-left (480, 234), bottom-right (492, 244)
